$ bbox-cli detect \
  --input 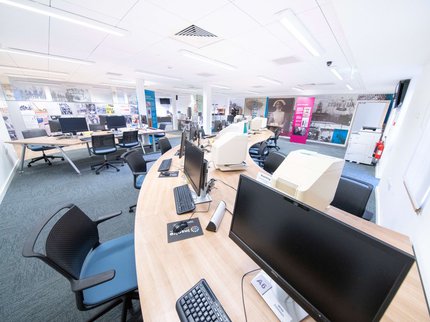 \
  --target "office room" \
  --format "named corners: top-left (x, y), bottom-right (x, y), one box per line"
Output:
top-left (0, 0), bottom-right (429, 321)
